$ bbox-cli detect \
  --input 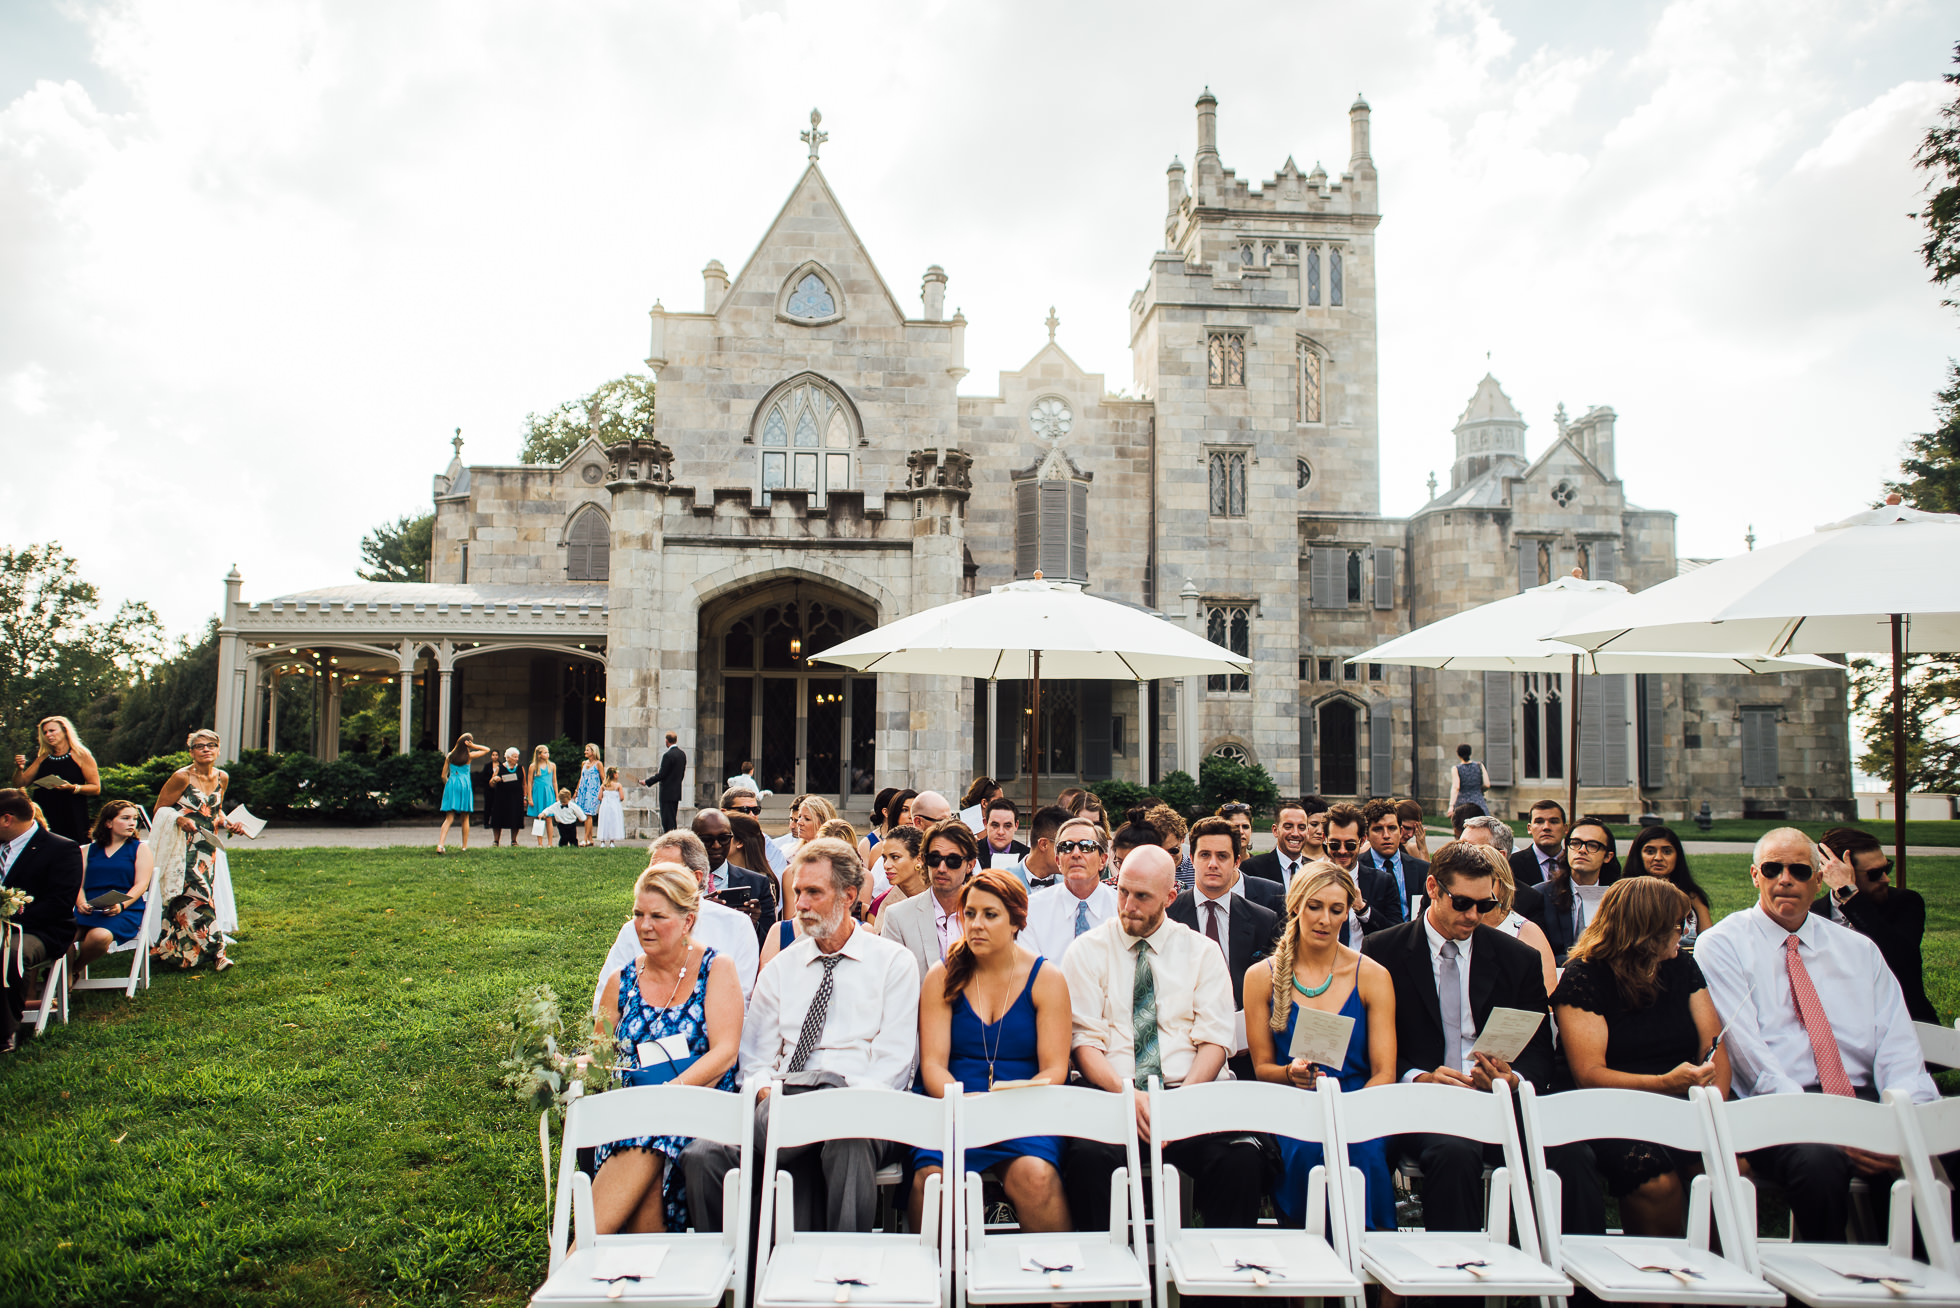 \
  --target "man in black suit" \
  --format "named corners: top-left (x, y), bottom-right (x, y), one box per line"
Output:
top-left (0, 788), bottom-right (84, 1053)
top-left (1325, 802), bottom-right (1397, 936)
top-left (1431, 814), bottom-right (1543, 924)
top-left (1356, 798), bottom-right (1426, 928)
top-left (1361, 842), bottom-right (1603, 1235)
top-left (1169, 815), bottom-right (1280, 1081)
top-left (691, 808), bottom-right (776, 940)
top-left (976, 797), bottom-right (1030, 871)
top-left (1241, 799), bottom-right (1315, 892)
top-left (1508, 799), bottom-right (1567, 892)
top-left (643, 730), bottom-right (686, 833)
